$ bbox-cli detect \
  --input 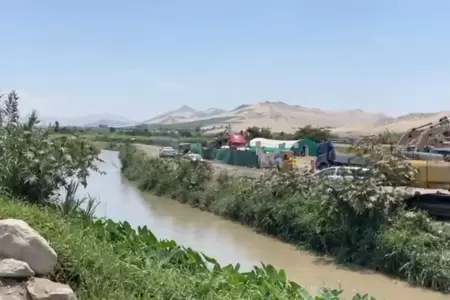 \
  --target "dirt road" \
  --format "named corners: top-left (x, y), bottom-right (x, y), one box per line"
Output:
top-left (135, 144), bottom-right (267, 177)
top-left (134, 144), bottom-right (450, 195)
